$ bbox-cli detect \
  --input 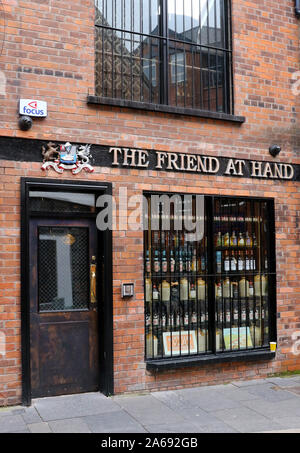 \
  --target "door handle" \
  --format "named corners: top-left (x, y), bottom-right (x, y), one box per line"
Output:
top-left (90, 256), bottom-right (97, 305)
